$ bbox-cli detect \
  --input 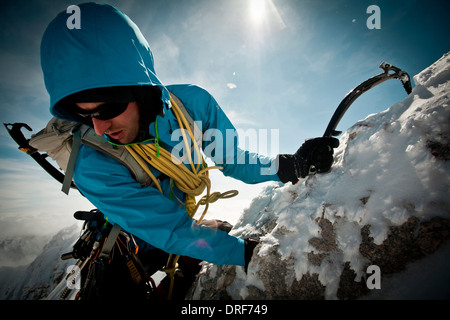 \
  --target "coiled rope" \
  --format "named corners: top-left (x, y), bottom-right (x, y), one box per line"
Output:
top-left (125, 97), bottom-right (238, 299)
